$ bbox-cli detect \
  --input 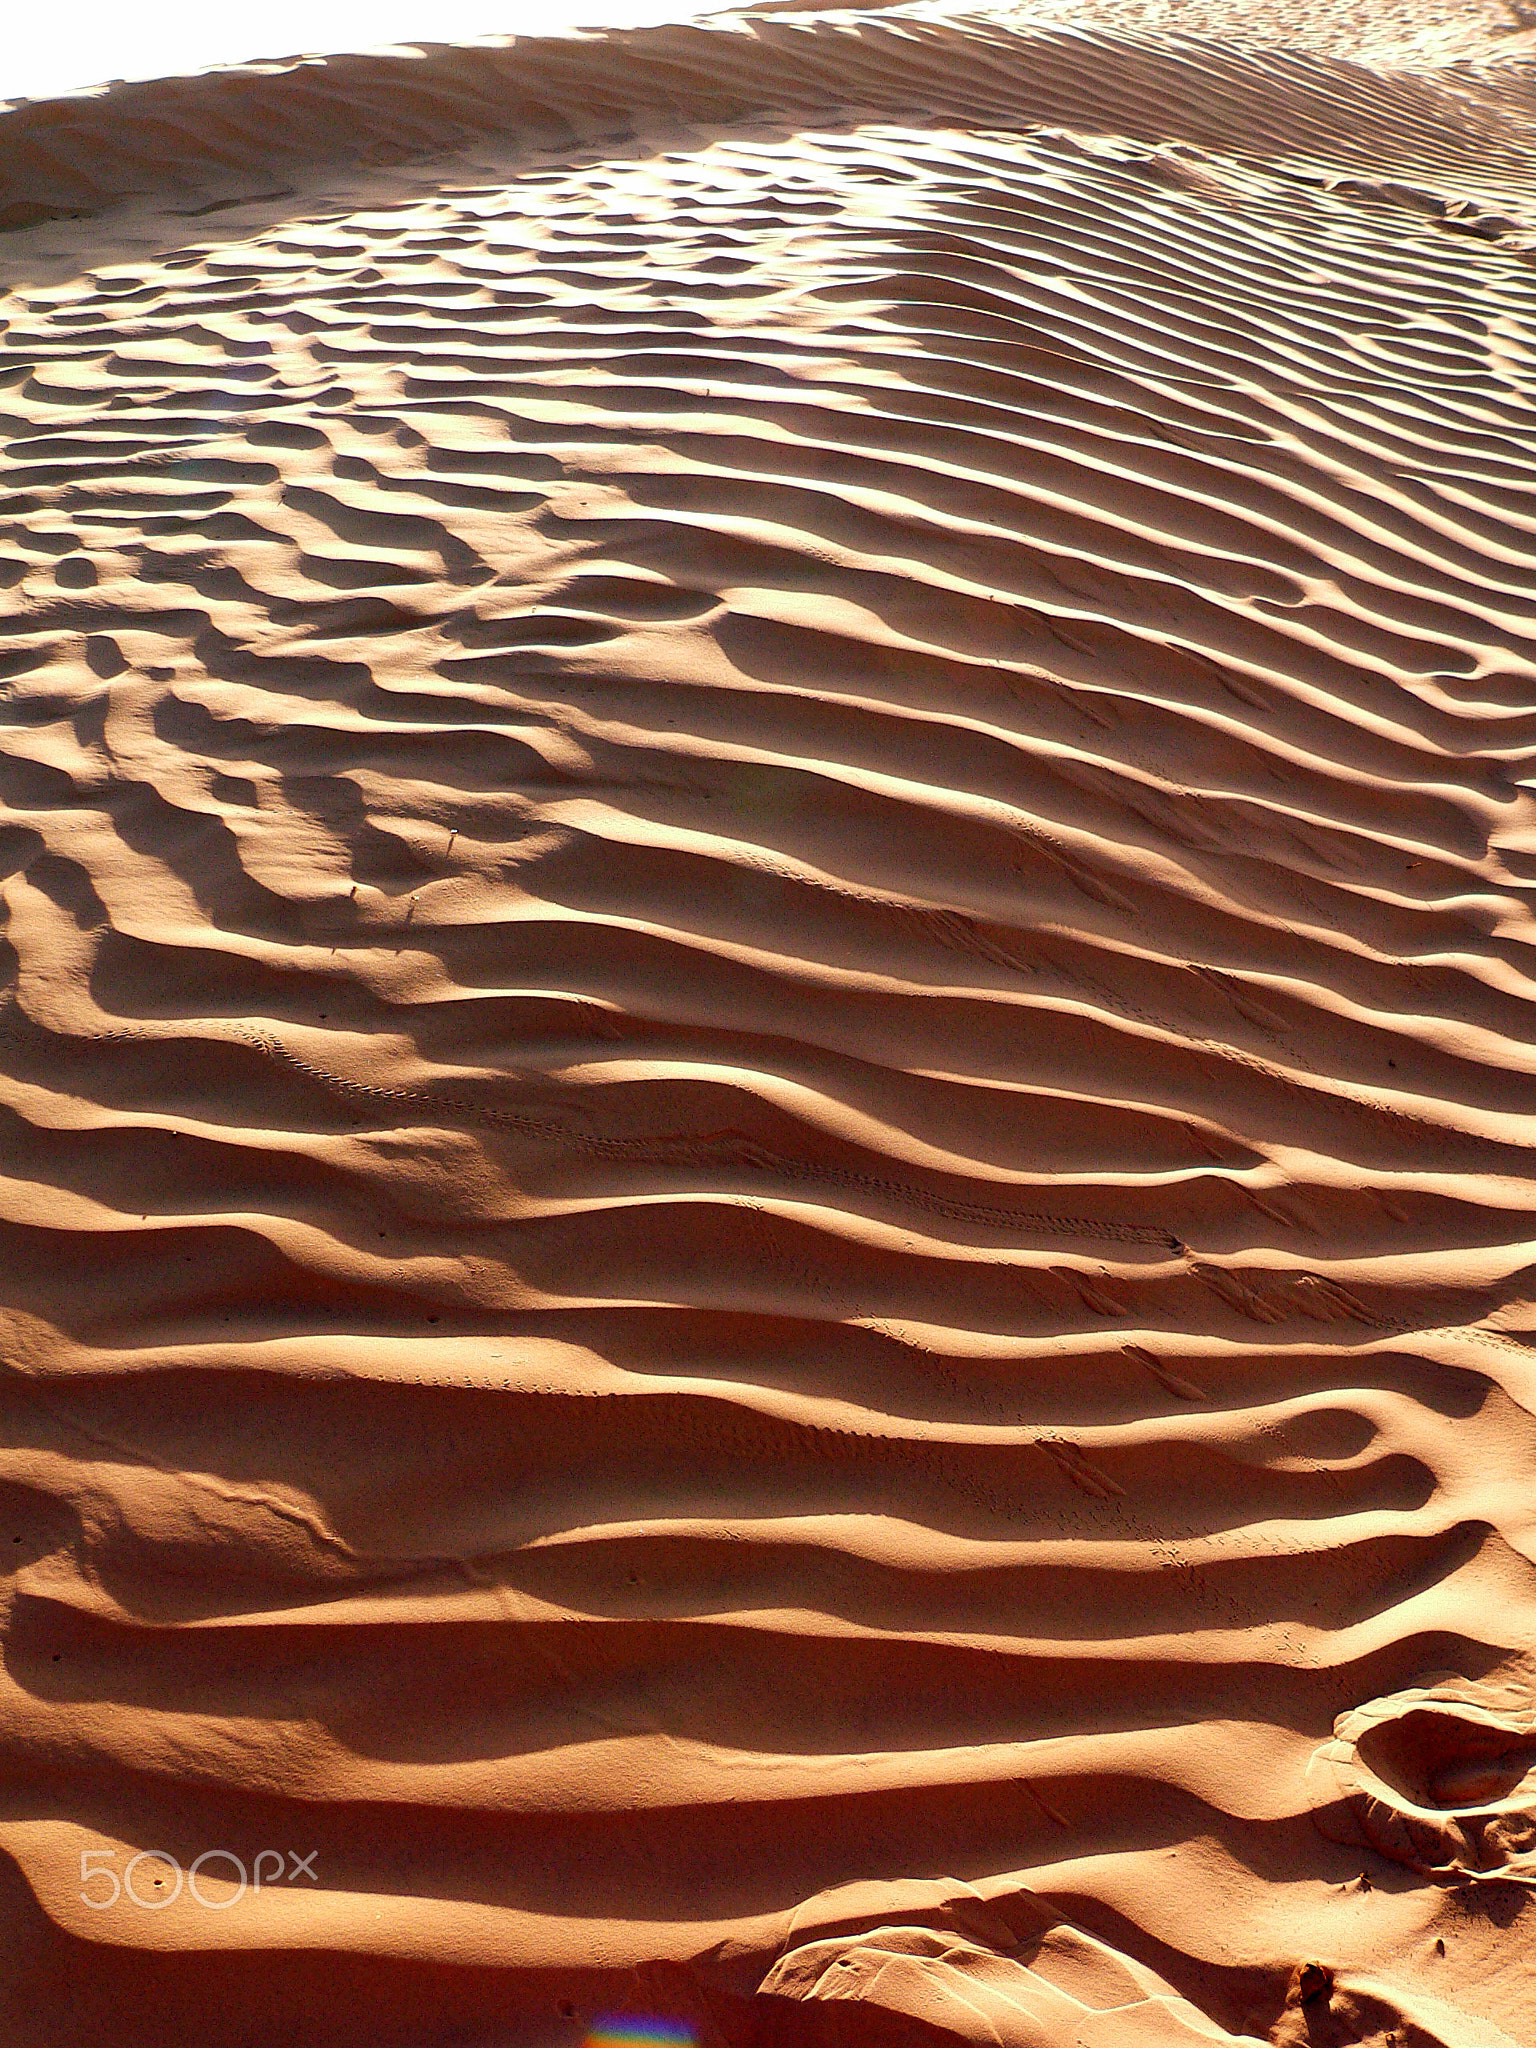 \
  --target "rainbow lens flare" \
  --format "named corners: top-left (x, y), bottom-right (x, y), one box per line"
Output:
top-left (580, 2021), bottom-right (697, 2048)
